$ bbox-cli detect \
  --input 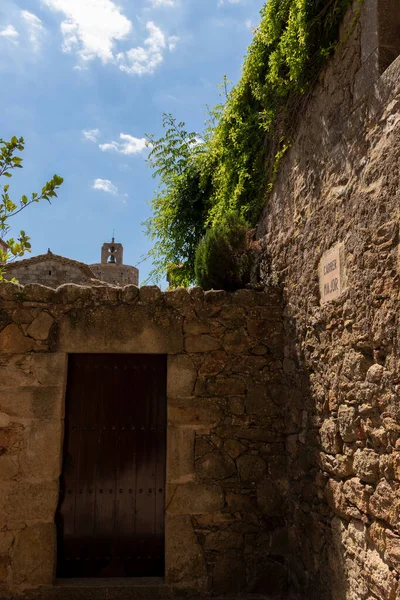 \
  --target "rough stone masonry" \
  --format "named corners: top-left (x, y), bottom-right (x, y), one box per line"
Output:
top-left (256, 0), bottom-right (400, 598)
top-left (0, 282), bottom-right (286, 597)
